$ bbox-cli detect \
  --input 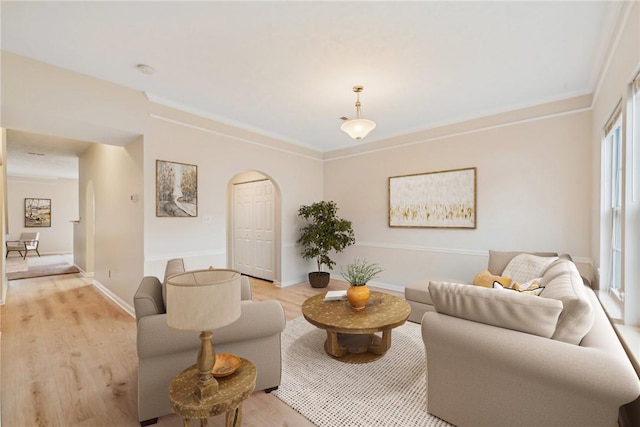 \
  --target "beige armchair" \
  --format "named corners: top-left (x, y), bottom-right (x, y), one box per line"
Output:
top-left (6, 232), bottom-right (40, 259)
top-left (134, 259), bottom-right (286, 426)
